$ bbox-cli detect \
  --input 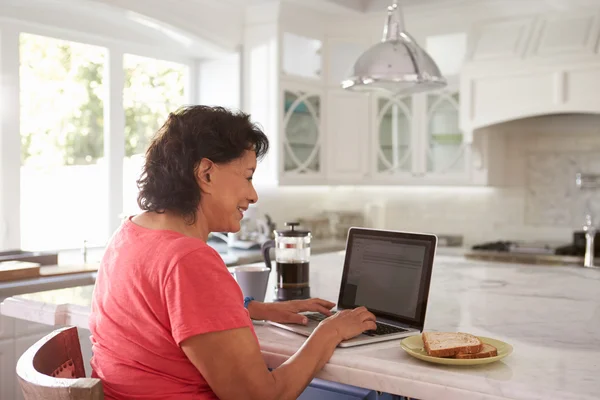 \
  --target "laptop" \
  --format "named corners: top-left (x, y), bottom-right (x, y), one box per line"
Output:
top-left (266, 227), bottom-right (437, 347)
